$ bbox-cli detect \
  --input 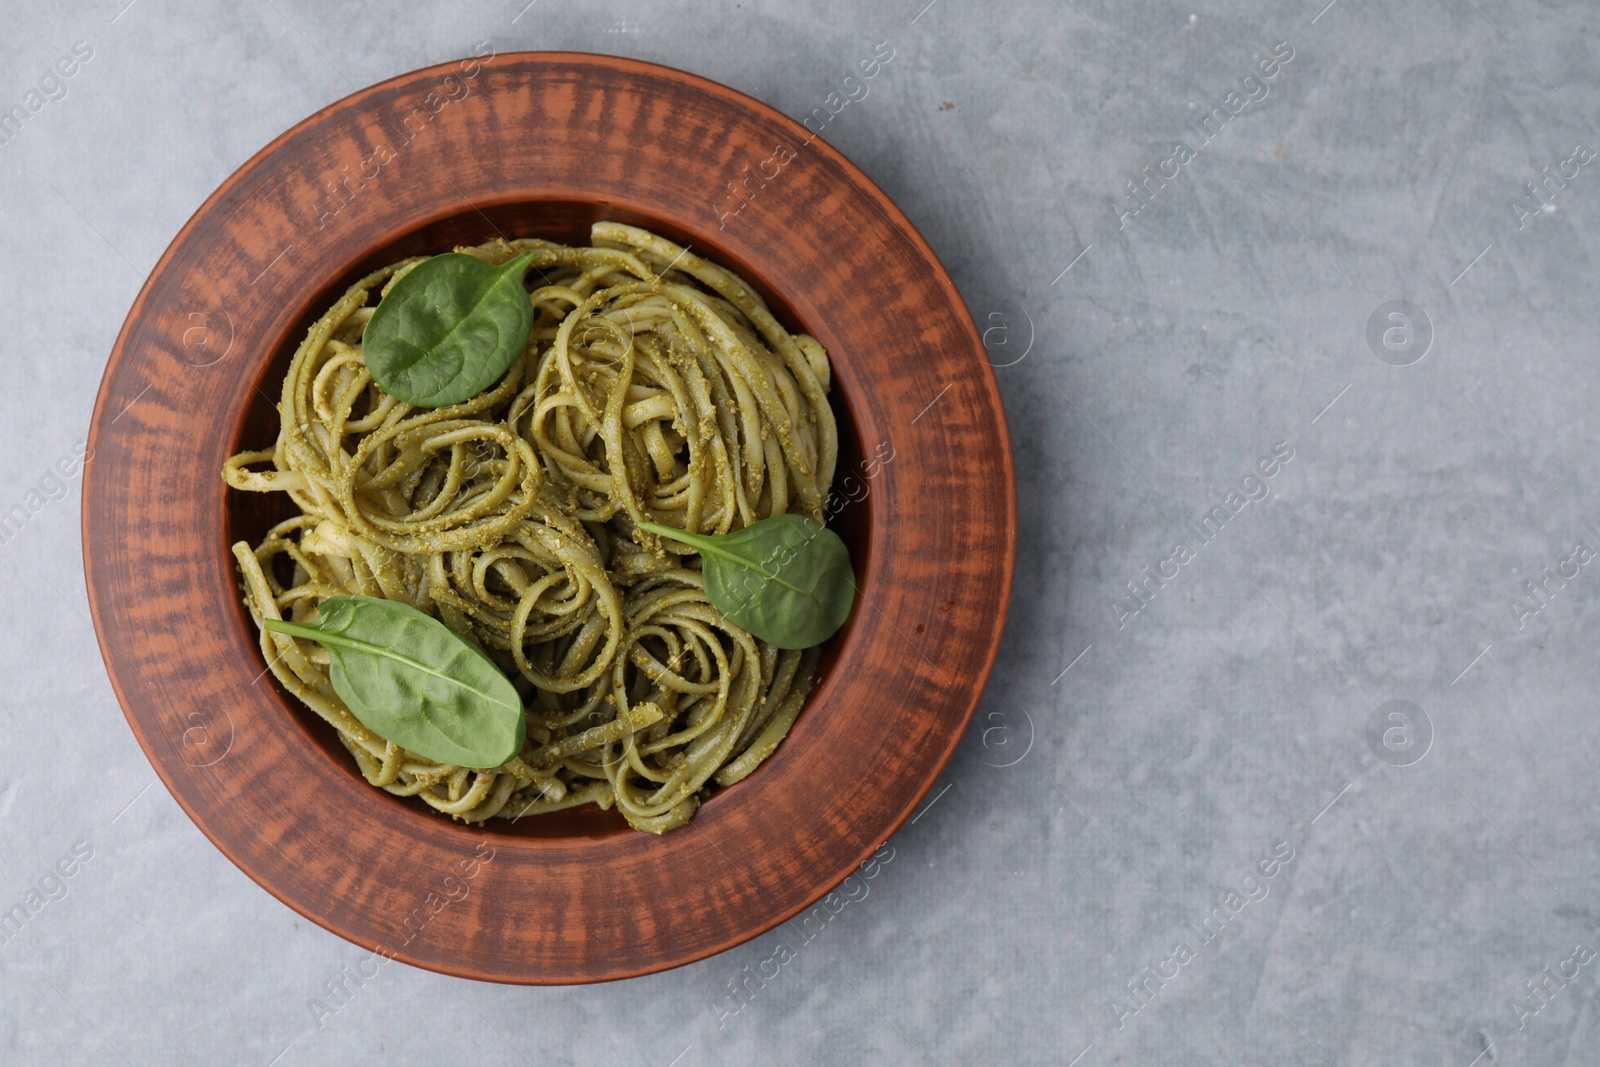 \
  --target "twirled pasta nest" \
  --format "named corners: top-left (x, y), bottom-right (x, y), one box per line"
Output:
top-left (224, 223), bottom-right (835, 833)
